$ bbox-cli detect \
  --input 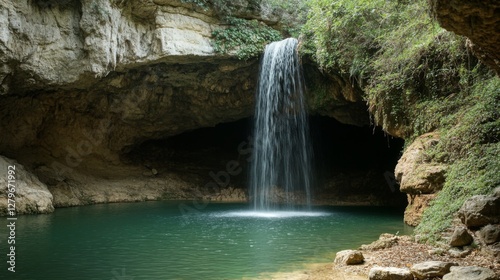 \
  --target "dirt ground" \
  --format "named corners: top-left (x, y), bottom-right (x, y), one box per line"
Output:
top-left (251, 235), bottom-right (499, 280)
